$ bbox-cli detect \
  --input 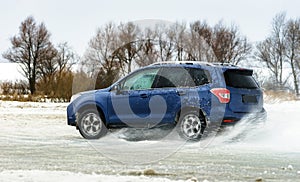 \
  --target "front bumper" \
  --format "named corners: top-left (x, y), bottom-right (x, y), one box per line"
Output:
top-left (67, 103), bottom-right (77, 126)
